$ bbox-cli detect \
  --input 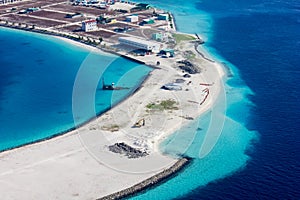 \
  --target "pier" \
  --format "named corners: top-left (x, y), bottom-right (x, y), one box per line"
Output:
top-left (99, 157), bottom-right (191, 200)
